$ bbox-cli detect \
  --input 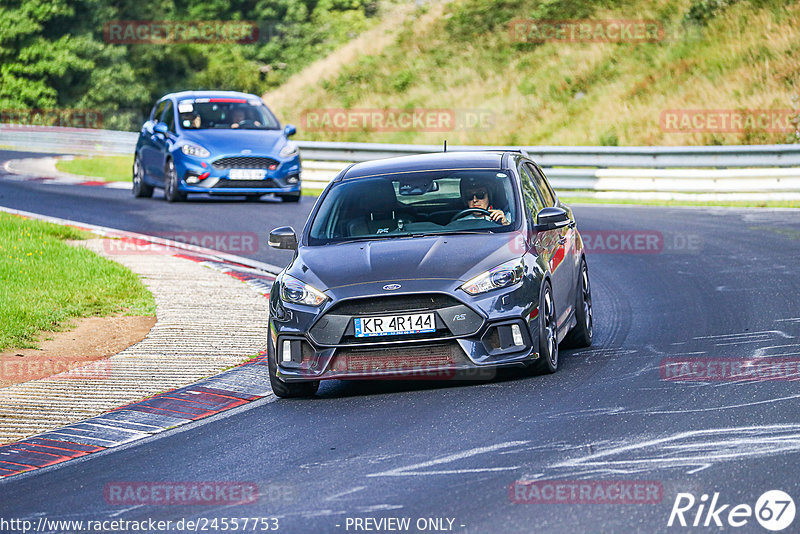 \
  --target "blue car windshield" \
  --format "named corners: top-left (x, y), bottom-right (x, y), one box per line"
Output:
top-left (308, 170), bottom-right (519, 245)
top-left (177, 98), bottom-right (280, 130)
